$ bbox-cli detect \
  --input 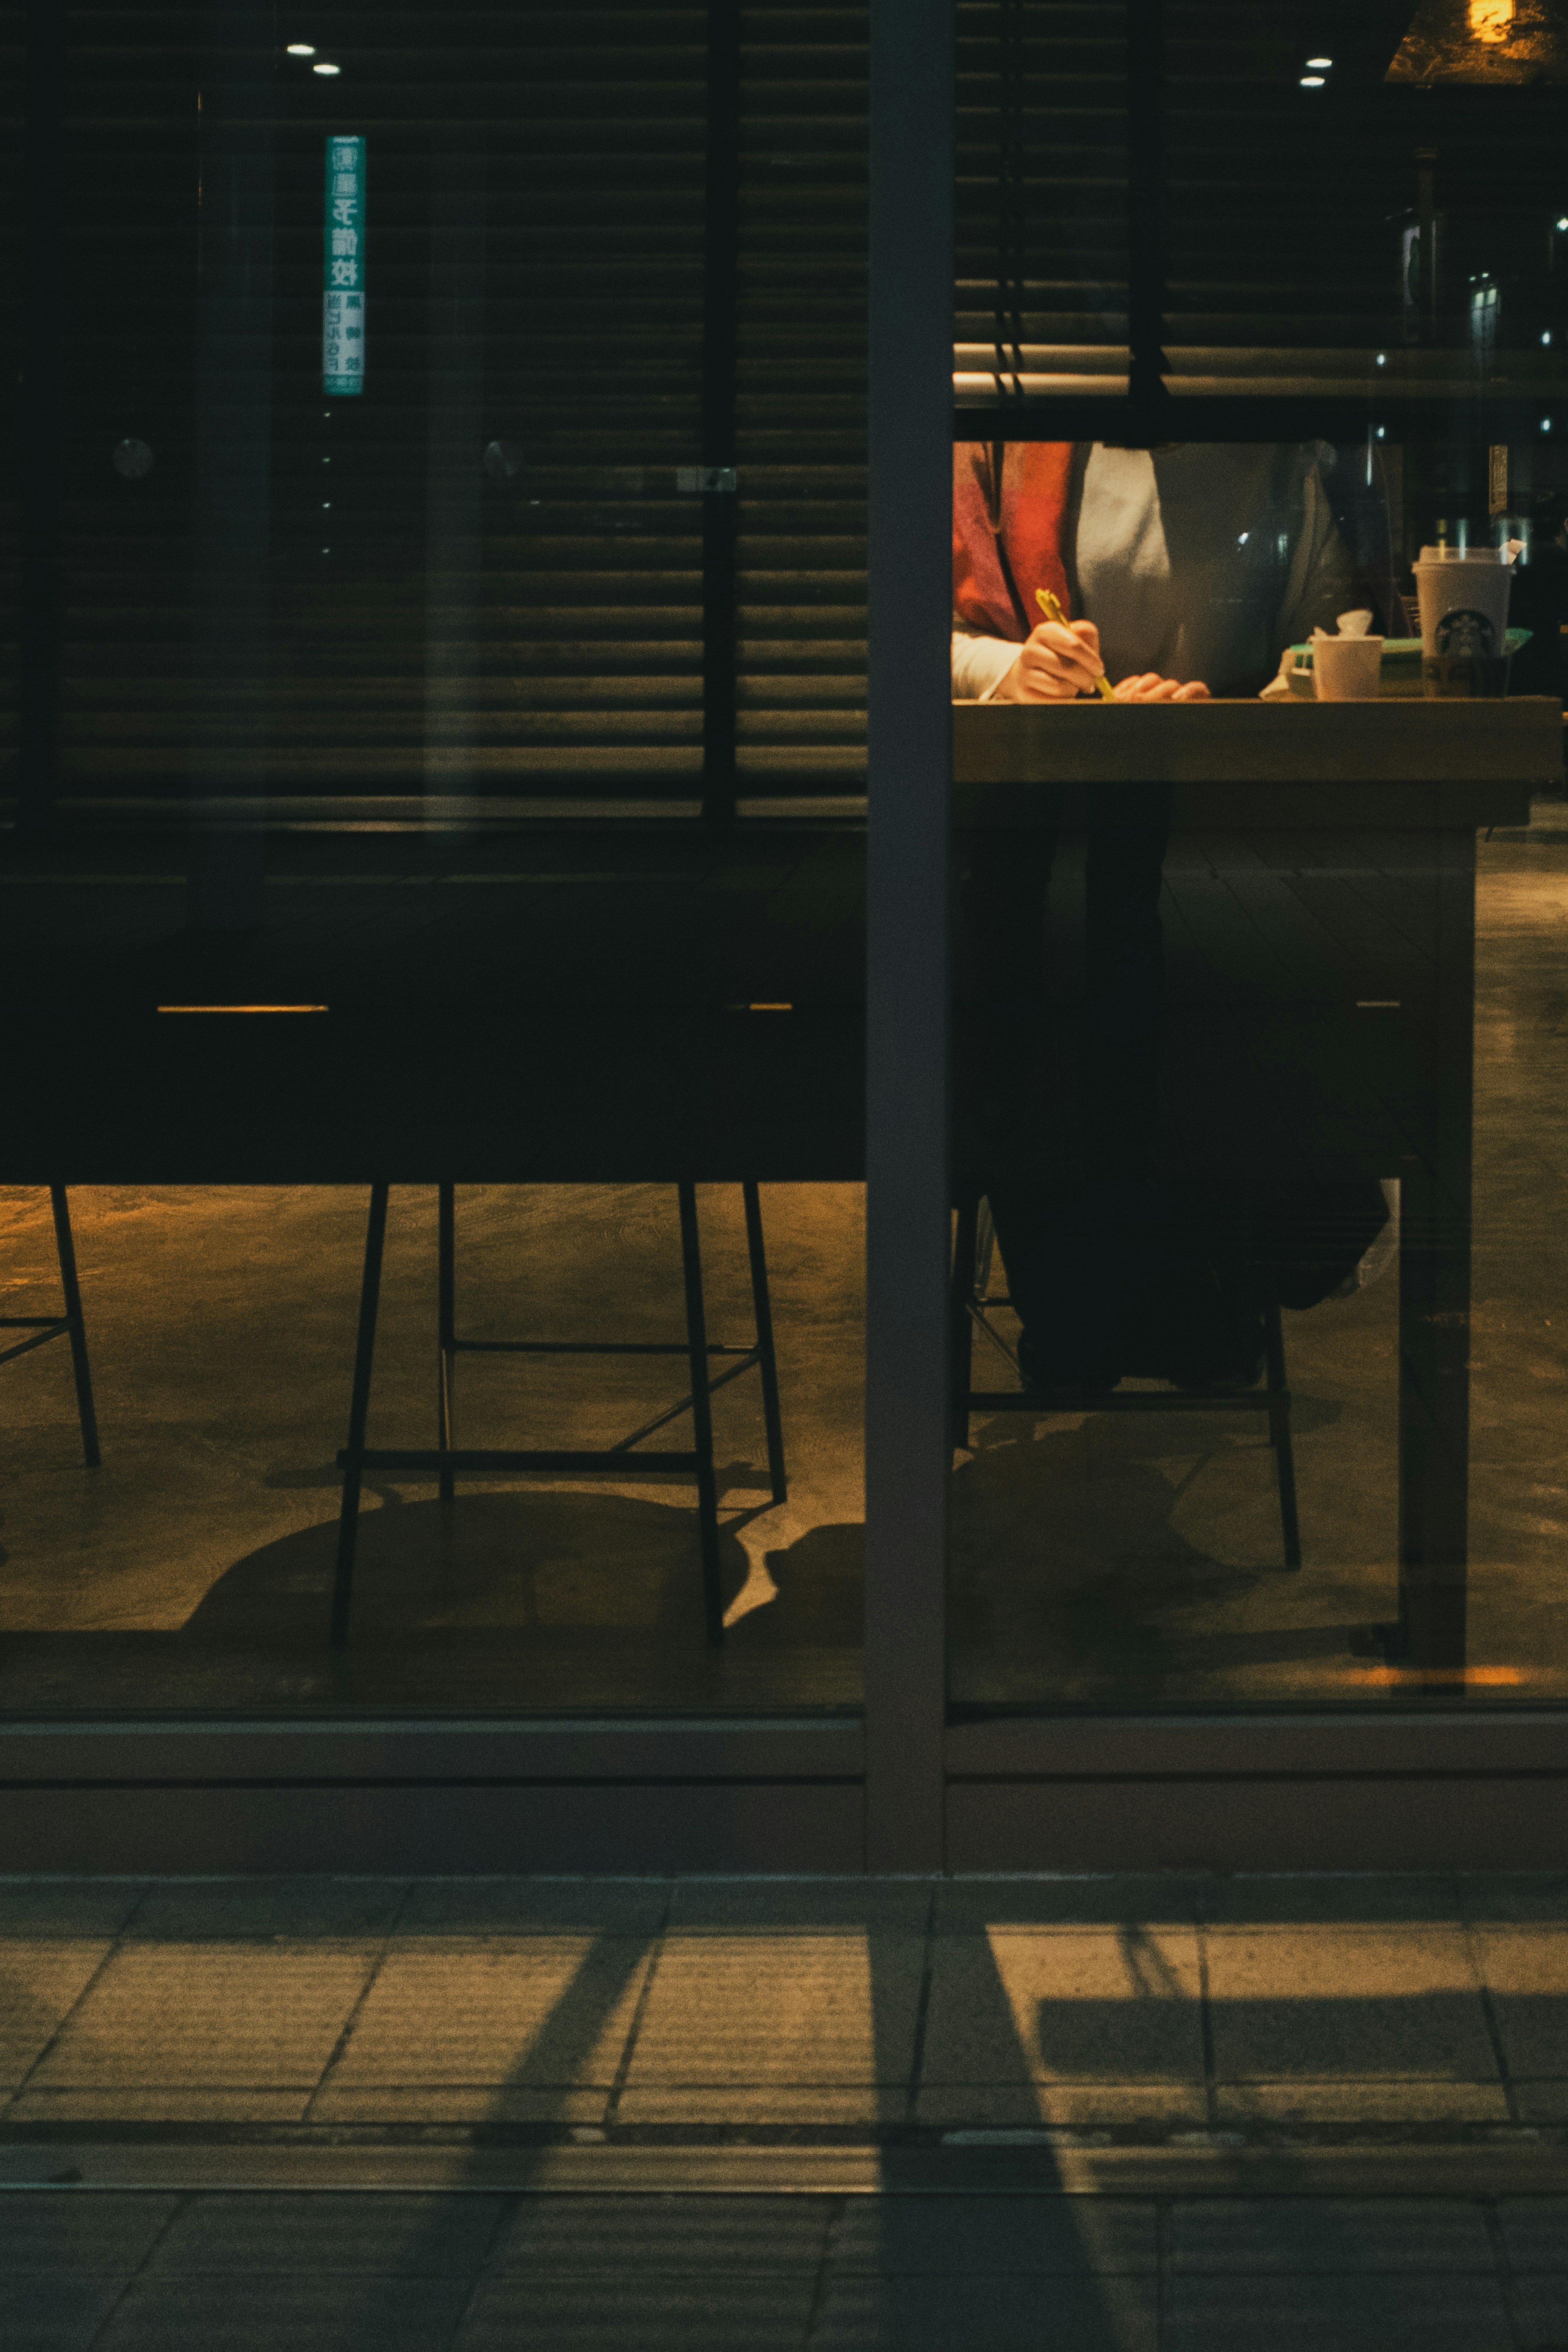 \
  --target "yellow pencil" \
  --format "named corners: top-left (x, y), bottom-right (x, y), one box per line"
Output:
top-left (1036, 587), bottom-right (1115, 700)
